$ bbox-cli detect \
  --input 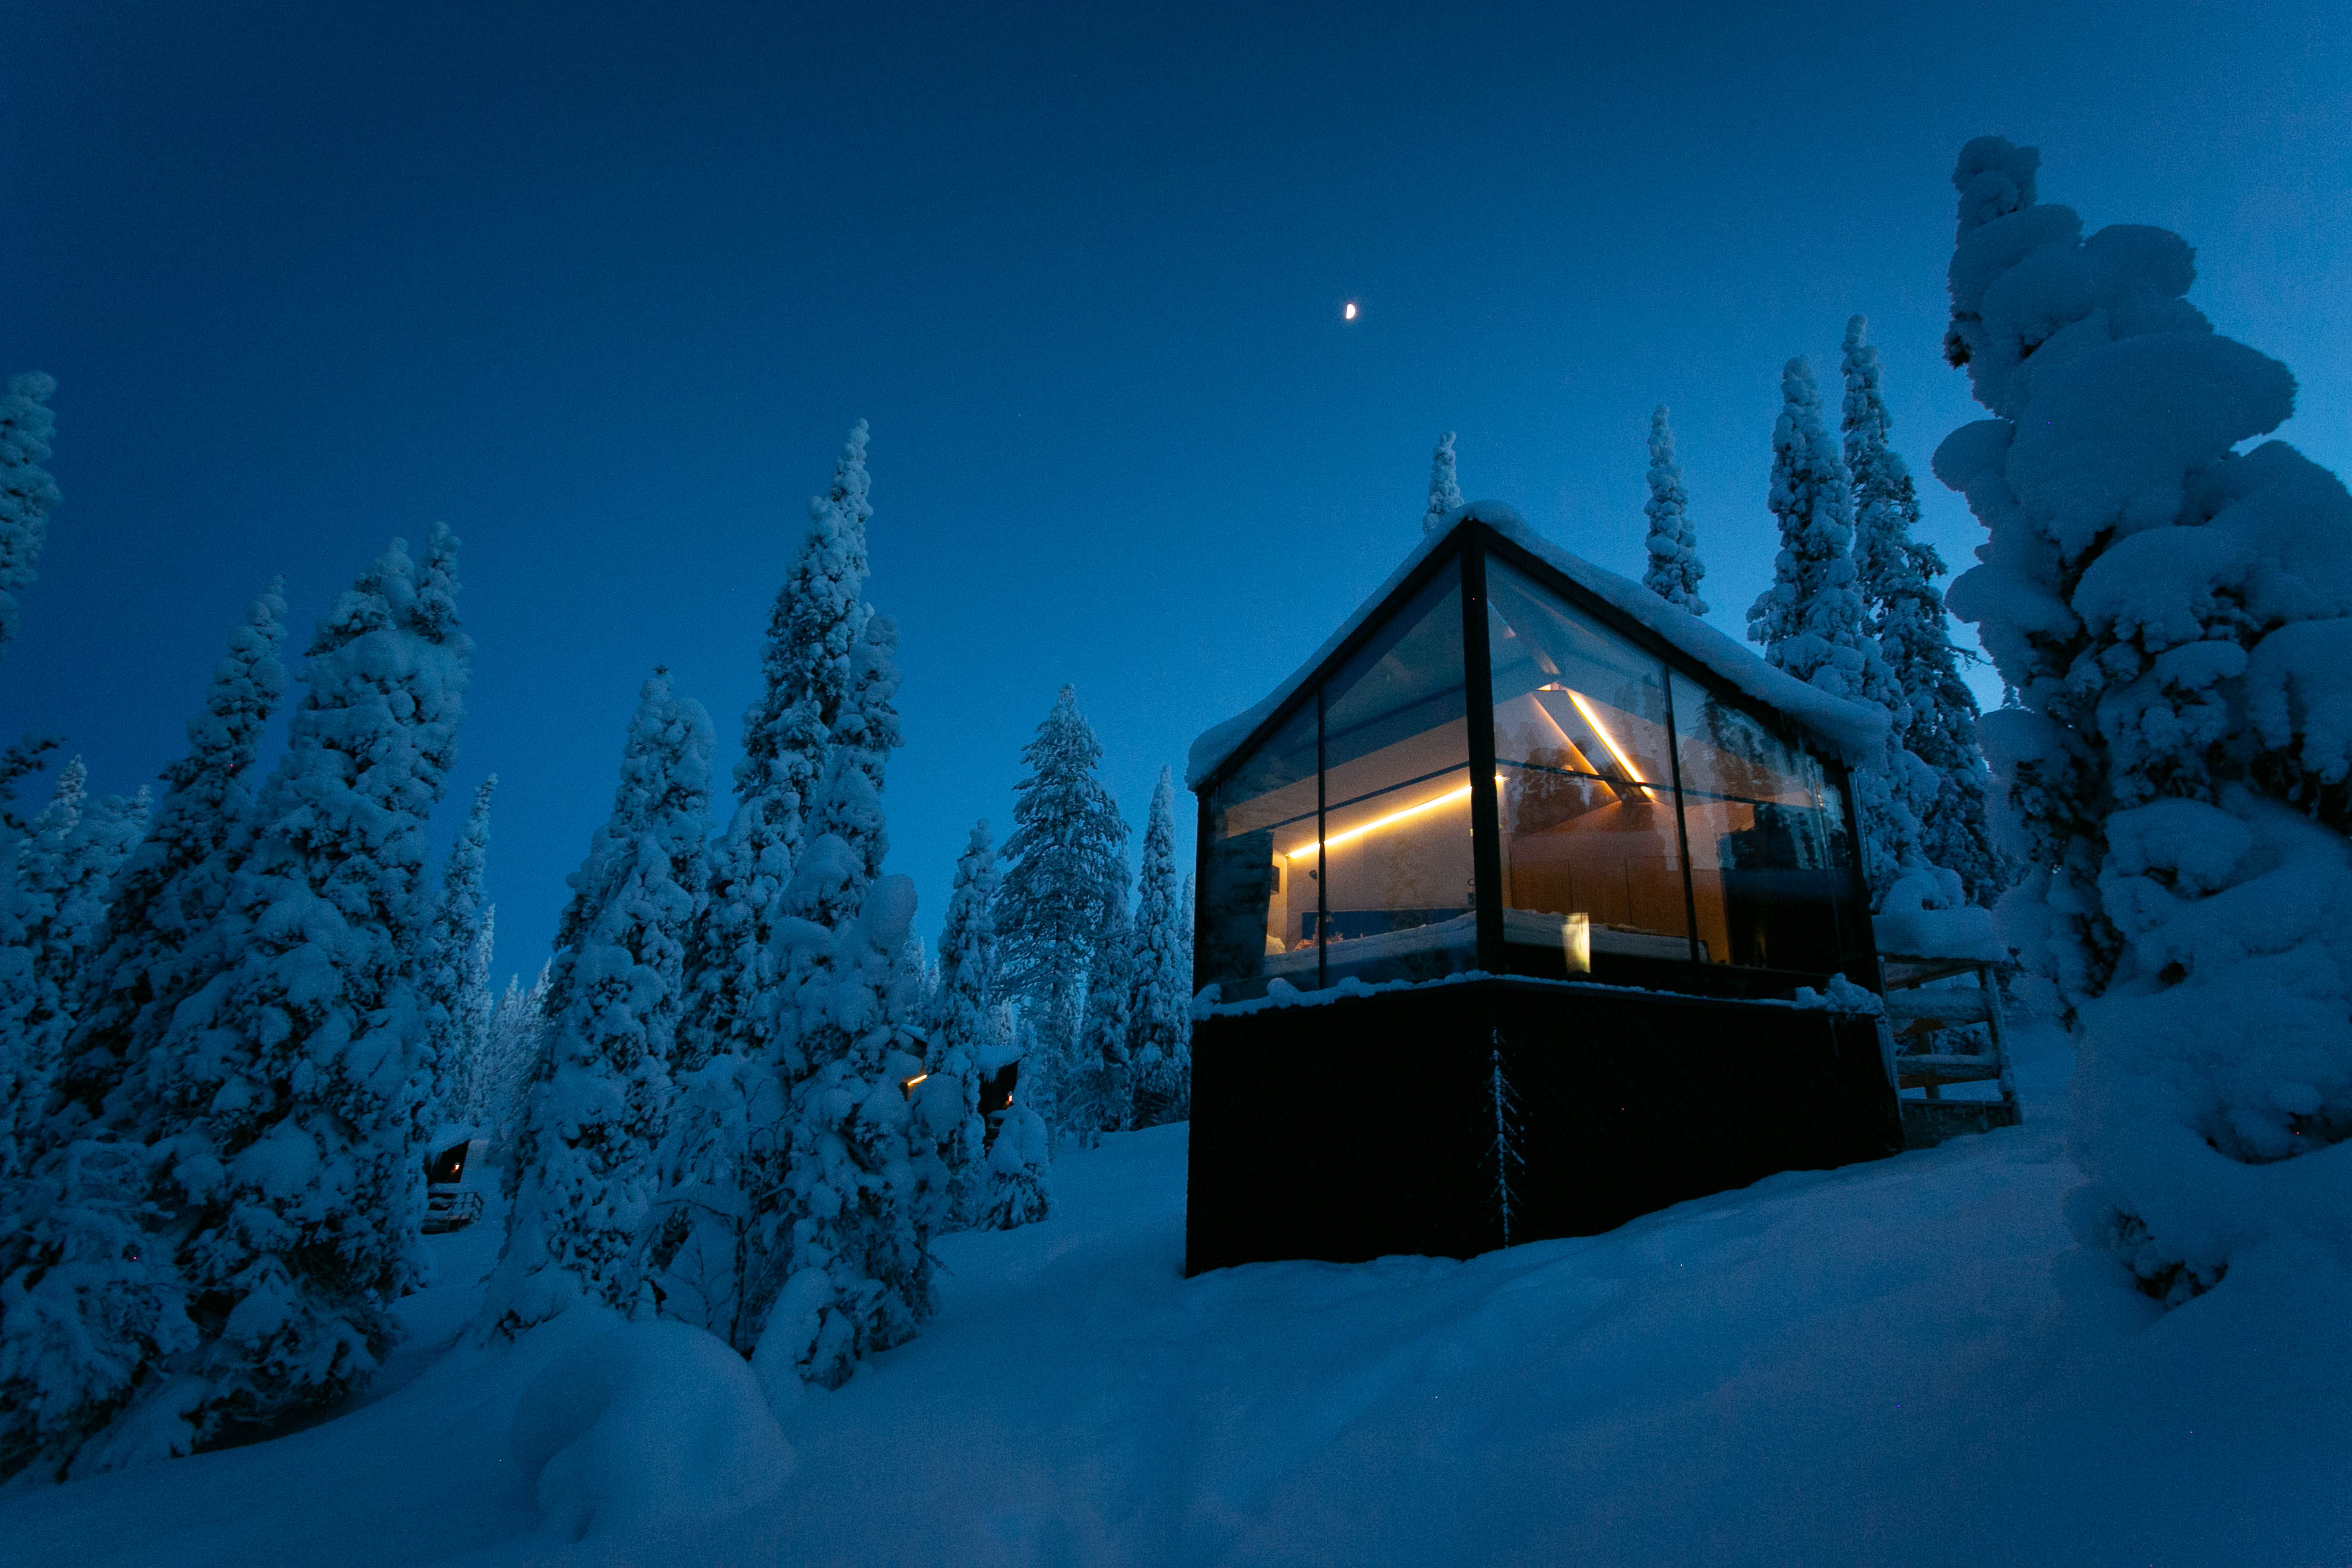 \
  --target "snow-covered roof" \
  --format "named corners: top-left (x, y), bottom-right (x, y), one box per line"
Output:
top-left (1187, 501), bottom-right (1887, 789)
